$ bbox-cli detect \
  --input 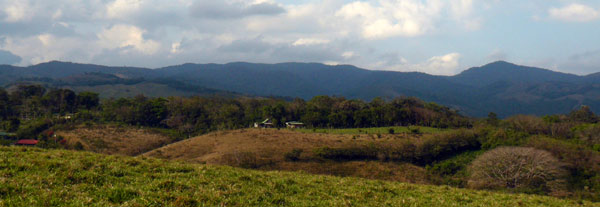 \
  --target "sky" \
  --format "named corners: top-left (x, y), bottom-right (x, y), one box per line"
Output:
top-left (0, 0), bottom-right (599, 75)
